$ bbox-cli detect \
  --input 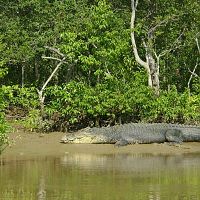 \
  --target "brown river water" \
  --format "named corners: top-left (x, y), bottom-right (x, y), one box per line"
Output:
top-left (0, 131), bottom-right (200, 200)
